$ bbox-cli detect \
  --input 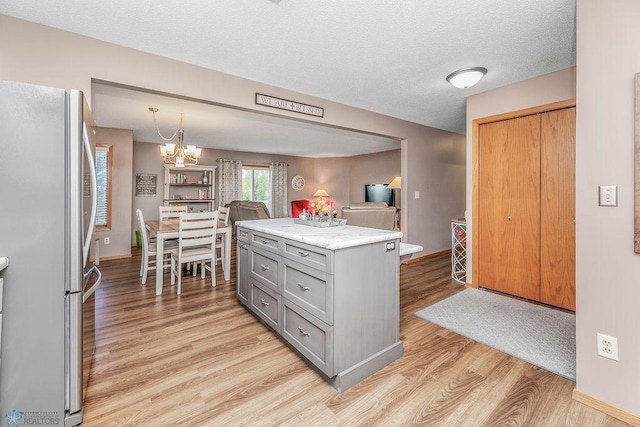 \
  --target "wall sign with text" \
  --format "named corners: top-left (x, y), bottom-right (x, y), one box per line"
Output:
top-left (255, 93), bottom-right (324, 118)
top-left (136, 173), bottom-right (157, 197)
